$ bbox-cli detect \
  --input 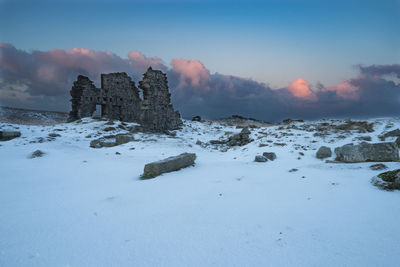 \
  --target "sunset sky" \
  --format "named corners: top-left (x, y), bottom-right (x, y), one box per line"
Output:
top-left (1, 0), bottom-right (399, 120)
